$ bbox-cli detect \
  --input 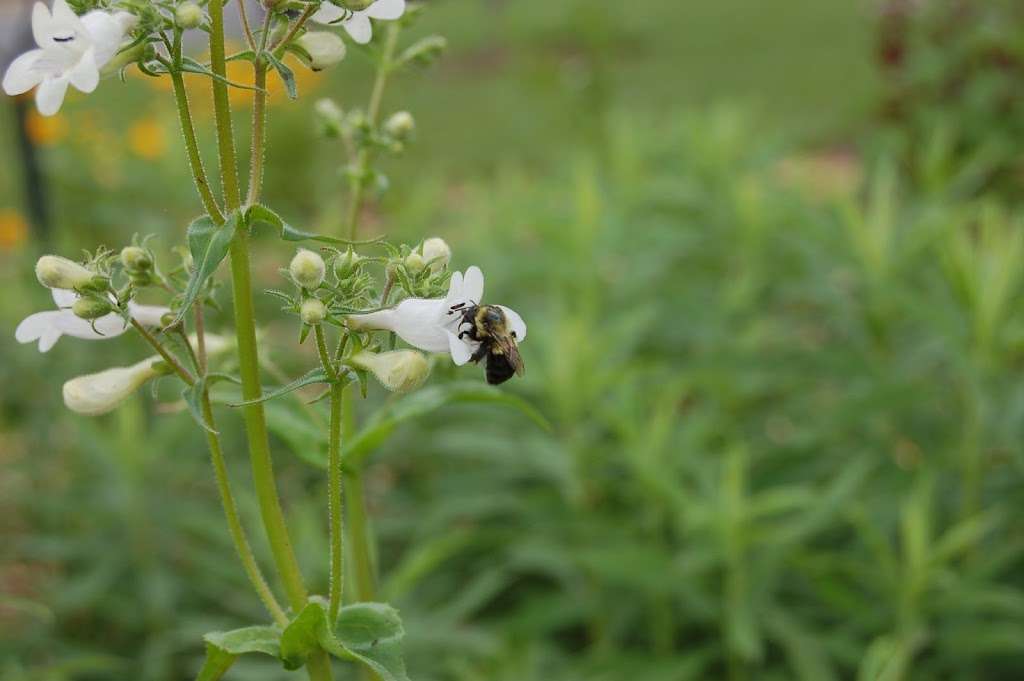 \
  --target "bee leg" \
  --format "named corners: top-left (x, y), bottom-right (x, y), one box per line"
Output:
top-left (470, 345), bottom-right (488, 364)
